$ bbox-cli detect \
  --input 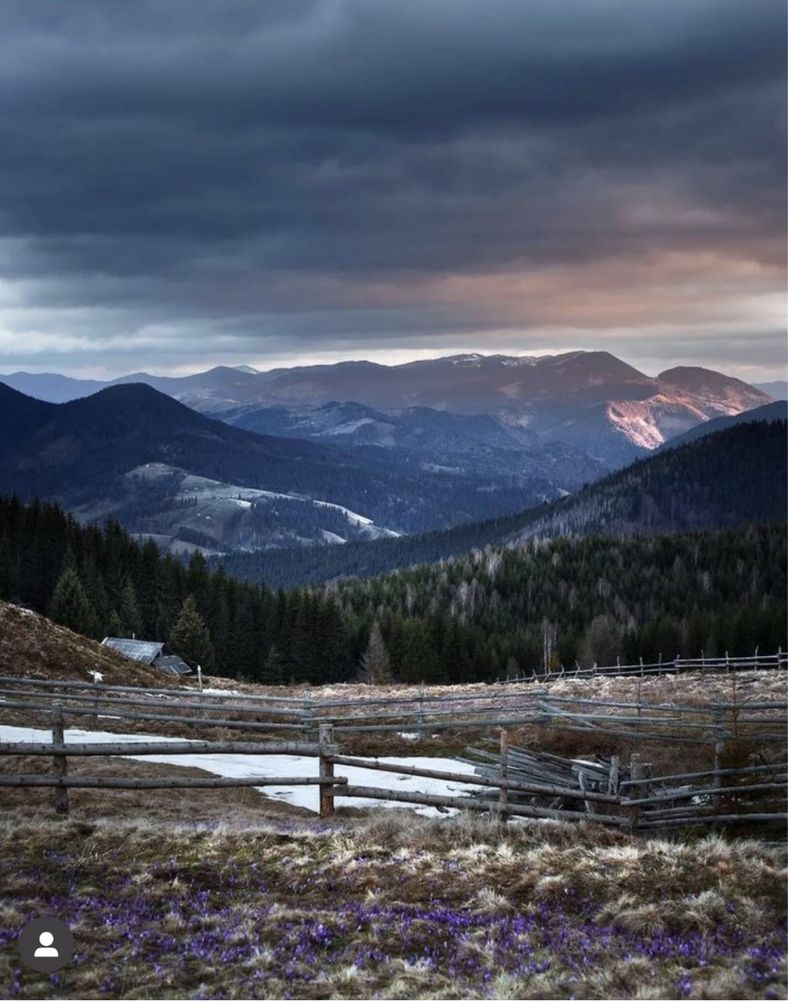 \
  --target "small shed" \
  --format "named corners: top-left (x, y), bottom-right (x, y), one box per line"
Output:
top-left (101, 638), bottom-right (193, 676)
top-left (154, 654), bottom-right (194, 676)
